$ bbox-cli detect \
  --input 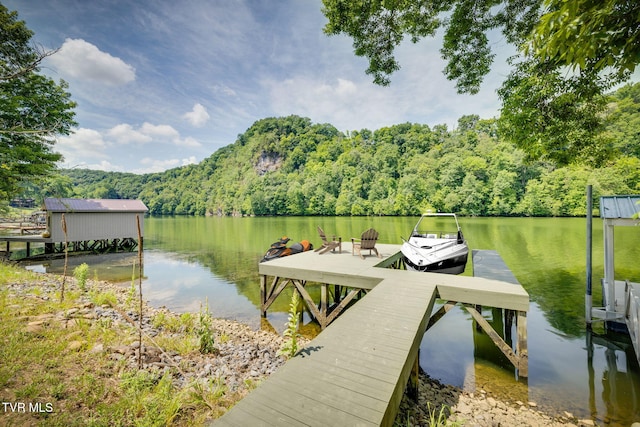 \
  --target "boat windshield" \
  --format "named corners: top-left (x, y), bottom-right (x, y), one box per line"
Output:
top-left (411, 213), bottom-right (462, 239)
